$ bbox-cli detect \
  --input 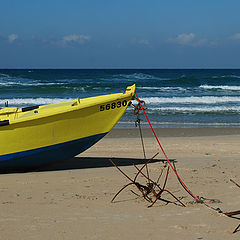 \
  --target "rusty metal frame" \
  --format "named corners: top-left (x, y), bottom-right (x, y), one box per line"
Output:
top-left (110, 152), bottom-right (185, 207)
top-left (224, 179), bottom-right (240, 234)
